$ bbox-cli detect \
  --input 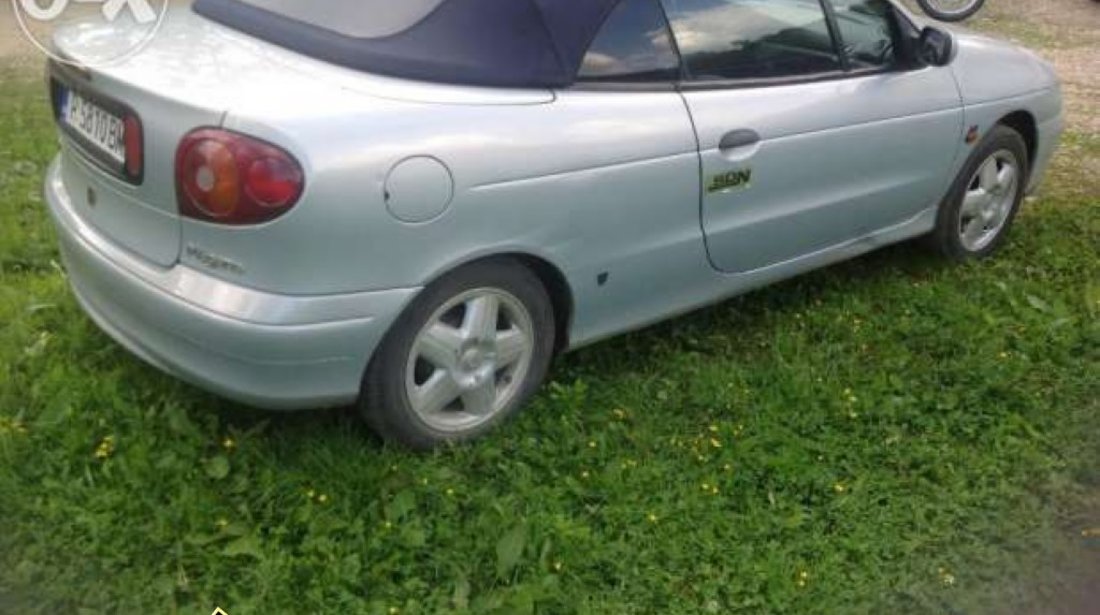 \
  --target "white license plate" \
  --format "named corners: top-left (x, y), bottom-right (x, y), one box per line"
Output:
top-left (61, 88), bottom-right (126, 164)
